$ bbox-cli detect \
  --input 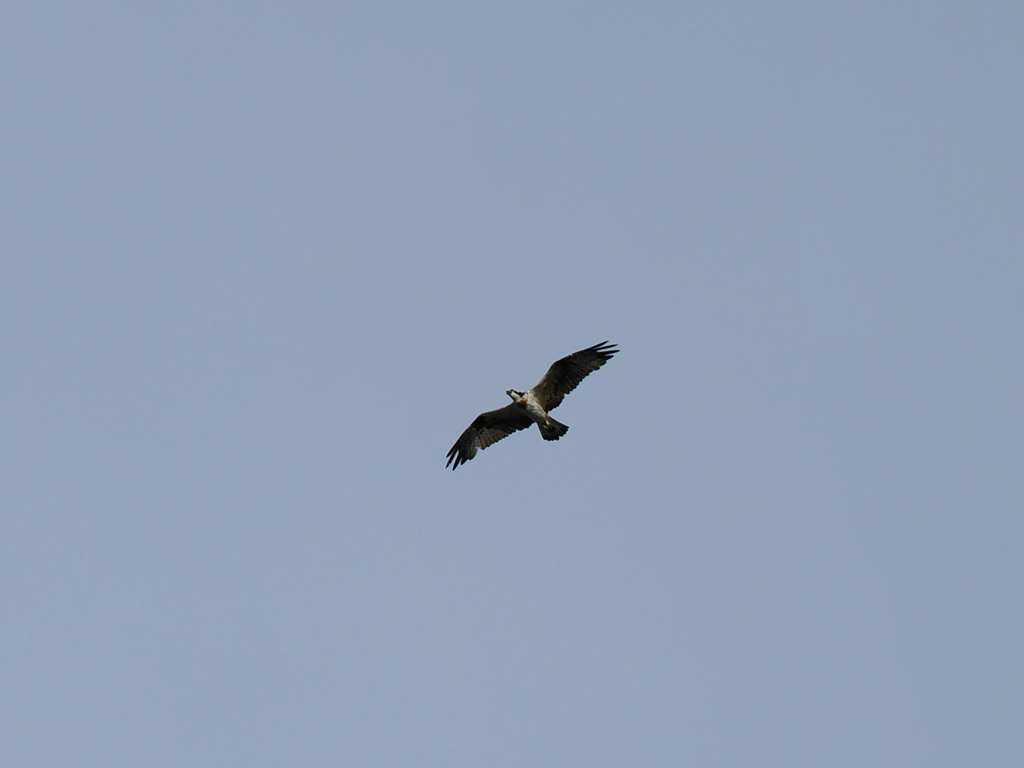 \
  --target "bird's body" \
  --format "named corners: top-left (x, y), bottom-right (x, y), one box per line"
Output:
top-left (446, 342), bottom-right (618, 469)
top-left (507, 388), bottom-right (569, 441)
